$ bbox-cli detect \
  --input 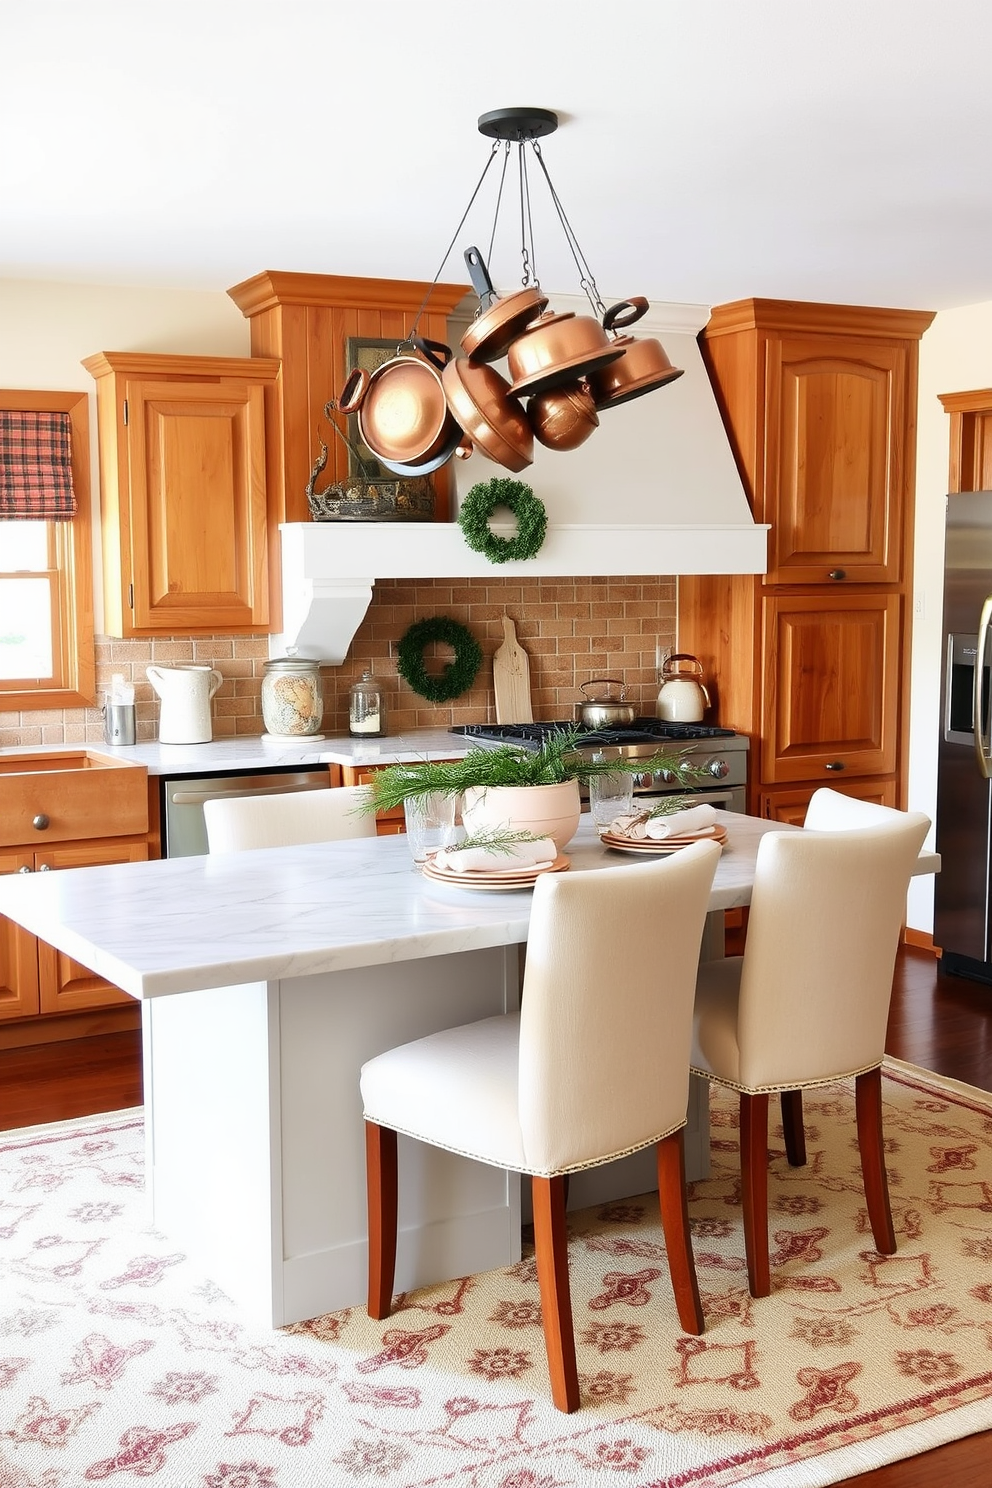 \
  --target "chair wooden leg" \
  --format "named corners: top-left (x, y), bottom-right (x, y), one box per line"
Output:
top-left (365, 1121), bottom-right (398, 1320)
top-left (856, 1066), bottom-right (896, 1255)
top-left (740, 1091), bottom-right (770, 1298)
top-left (656, 1130), bottom-right (704, 1335)
top-left (780, 1089), bottom-right (807, 1166)
top-left (531, 1174), bottom-right (579, 1413)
